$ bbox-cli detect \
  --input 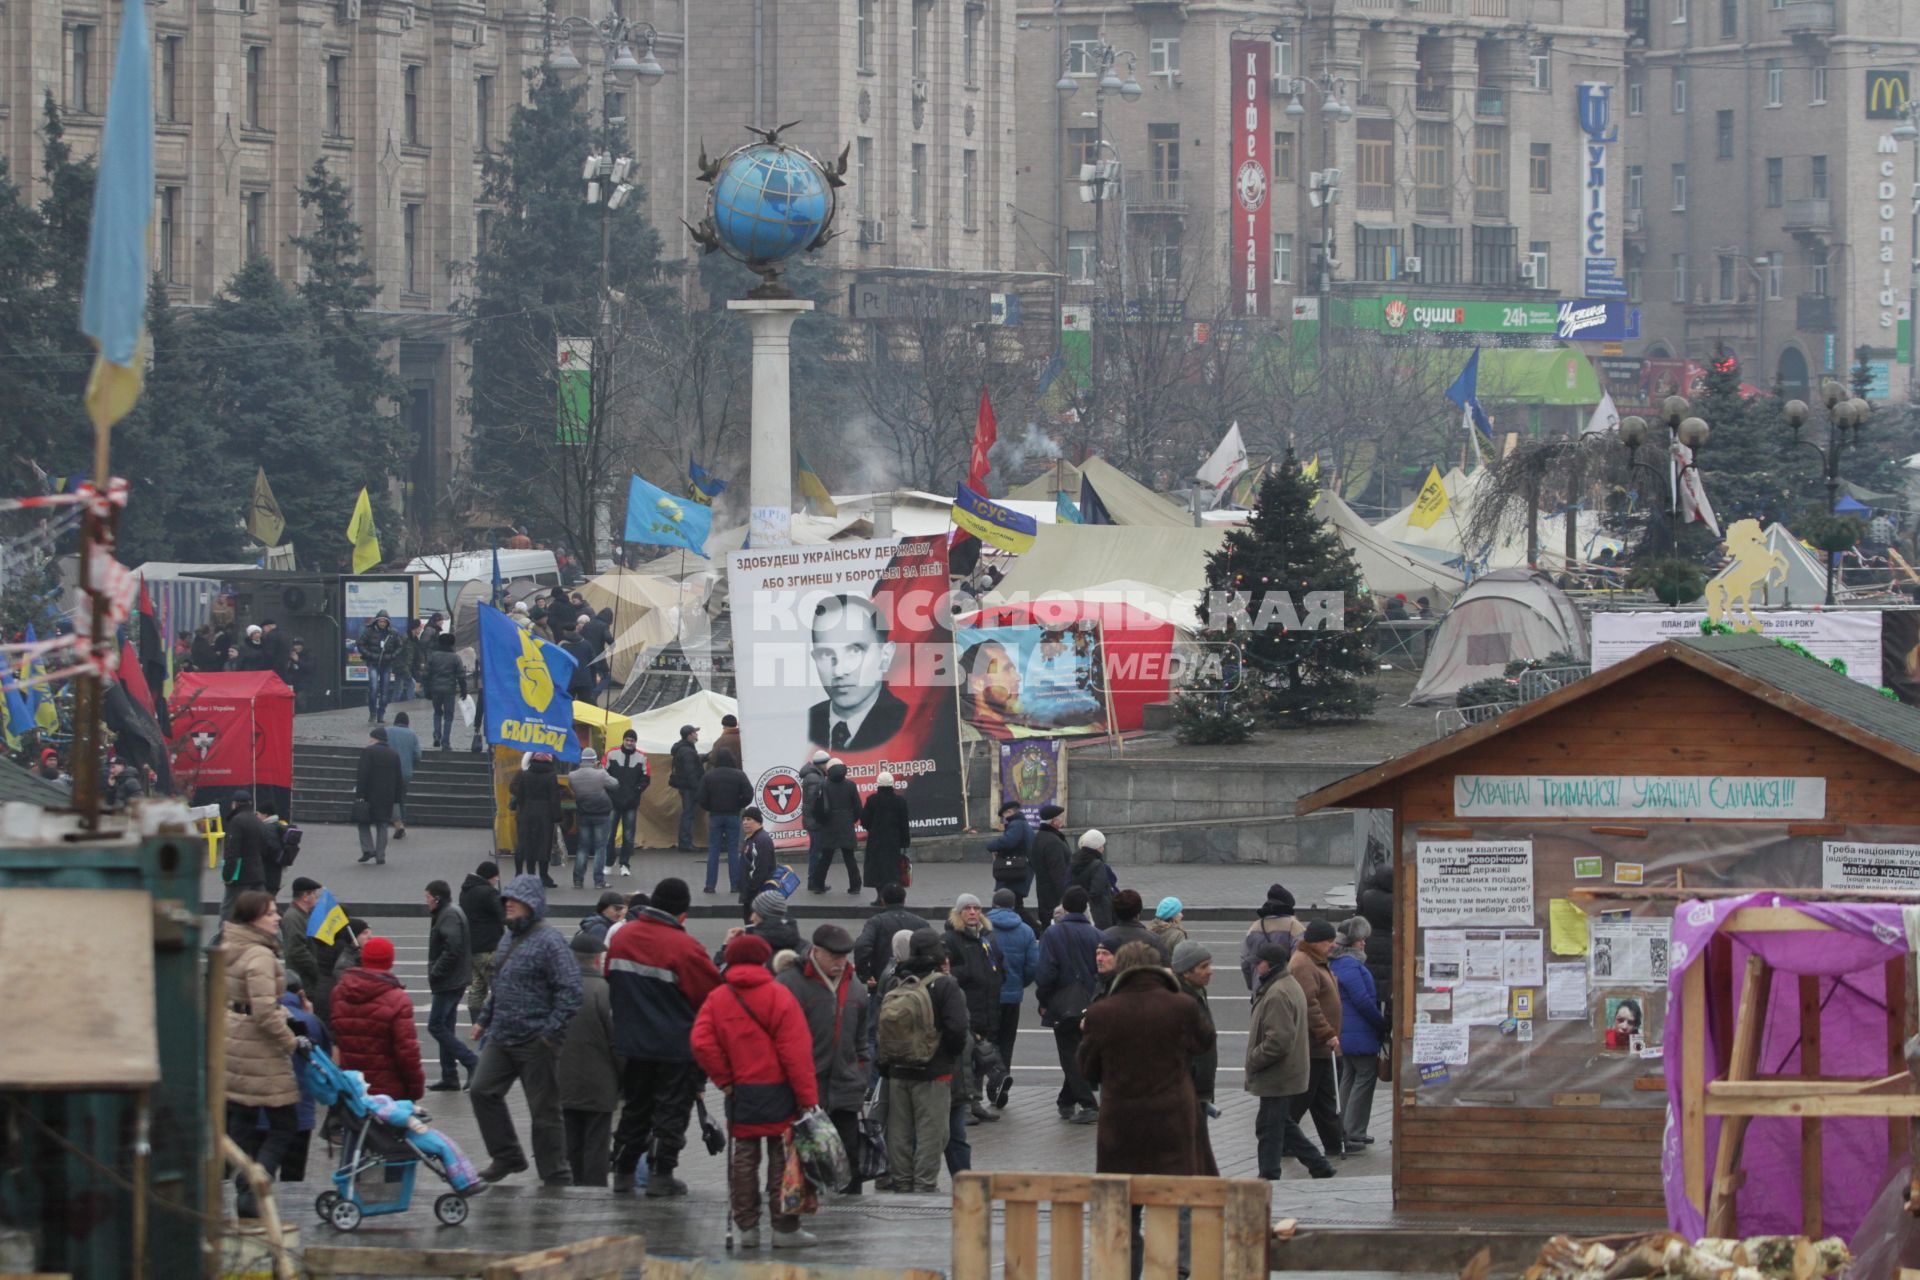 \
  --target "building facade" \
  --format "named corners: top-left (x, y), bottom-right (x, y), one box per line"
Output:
top-left (1621, 0), bottom-right (1920, 403)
